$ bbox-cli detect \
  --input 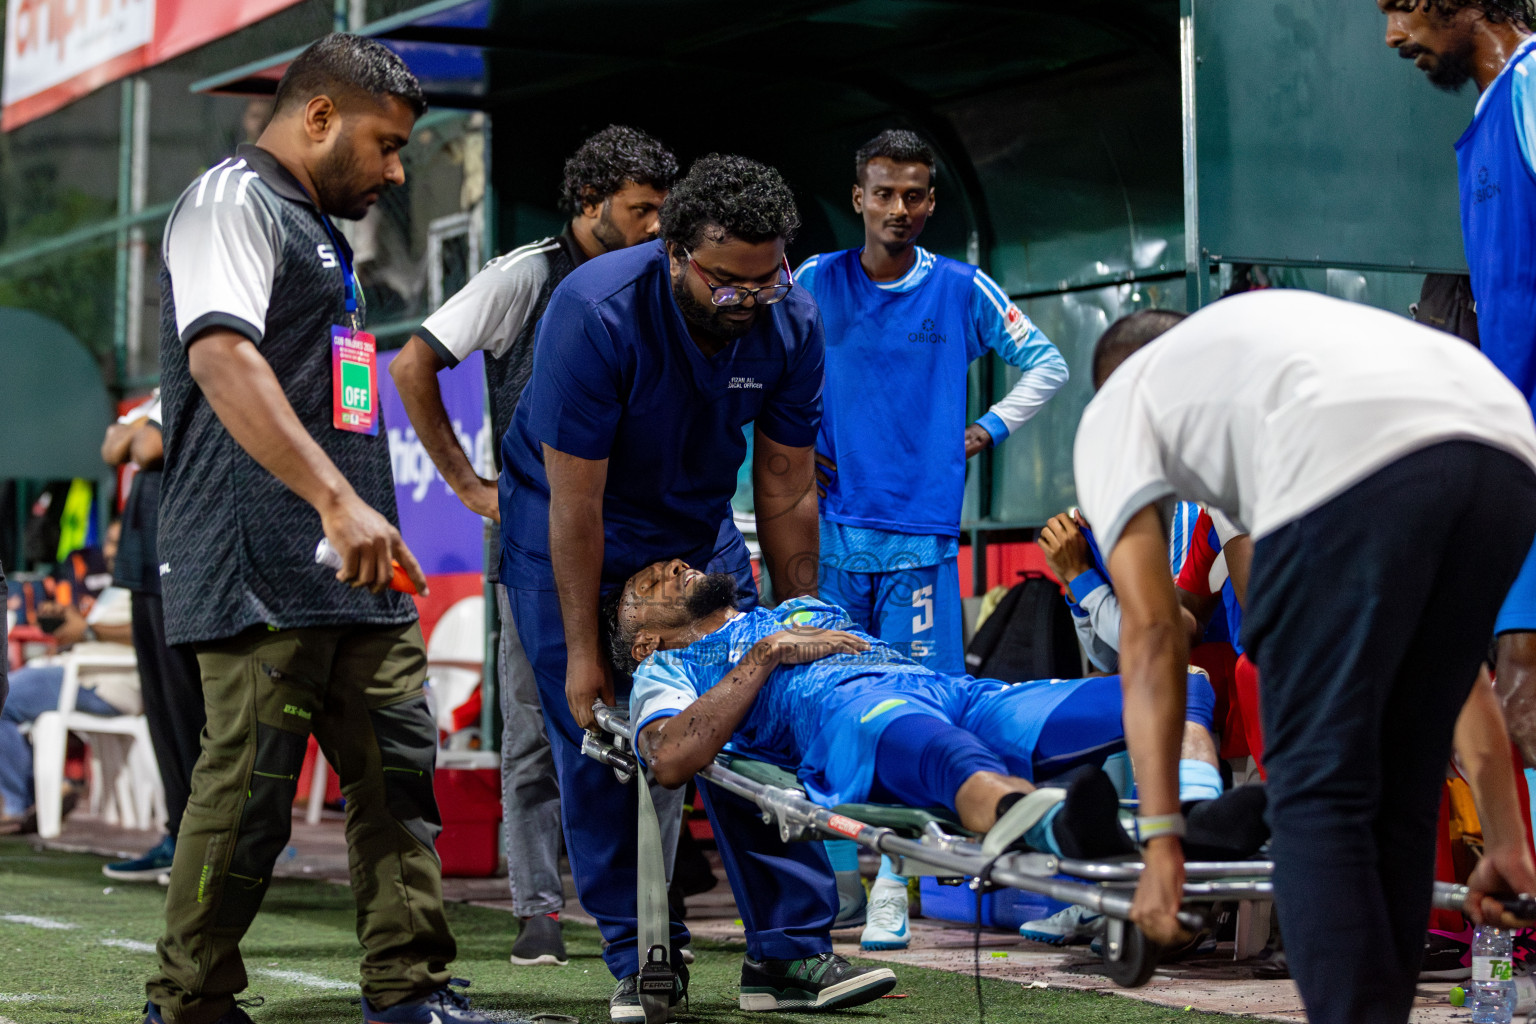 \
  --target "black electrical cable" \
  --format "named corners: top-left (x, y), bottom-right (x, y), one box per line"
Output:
top-left (973, 852), bottom-right (1008, 1024)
